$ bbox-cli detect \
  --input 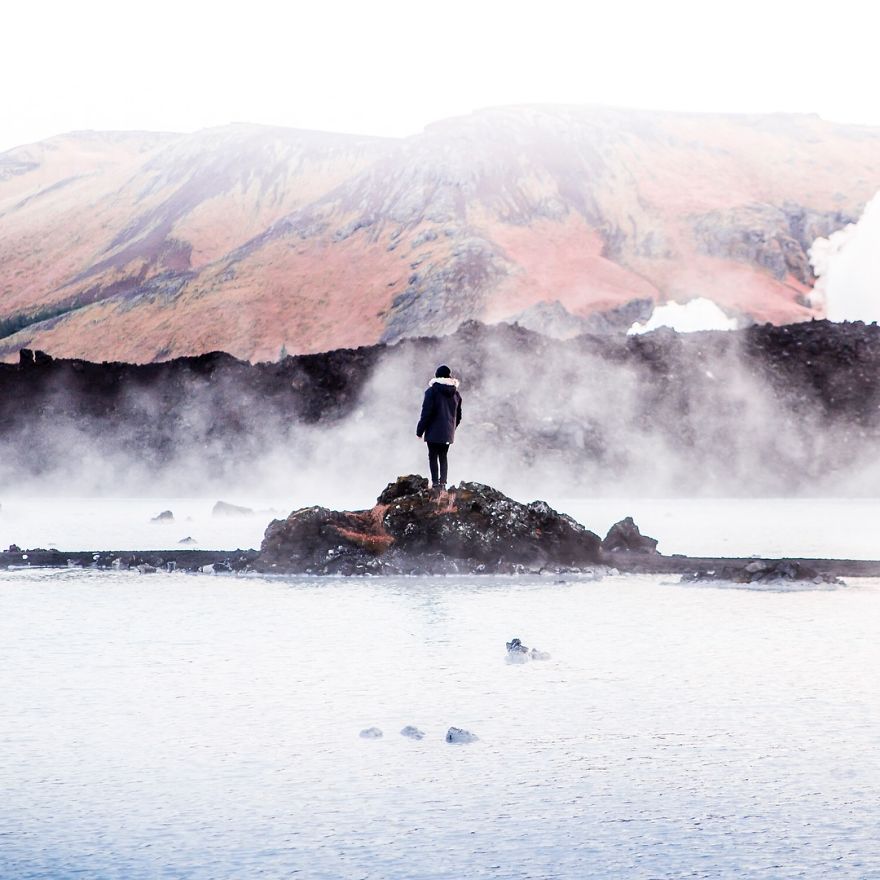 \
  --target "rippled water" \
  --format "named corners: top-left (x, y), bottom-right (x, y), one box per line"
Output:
top-left (2, 569), bottom-right (880, 878)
